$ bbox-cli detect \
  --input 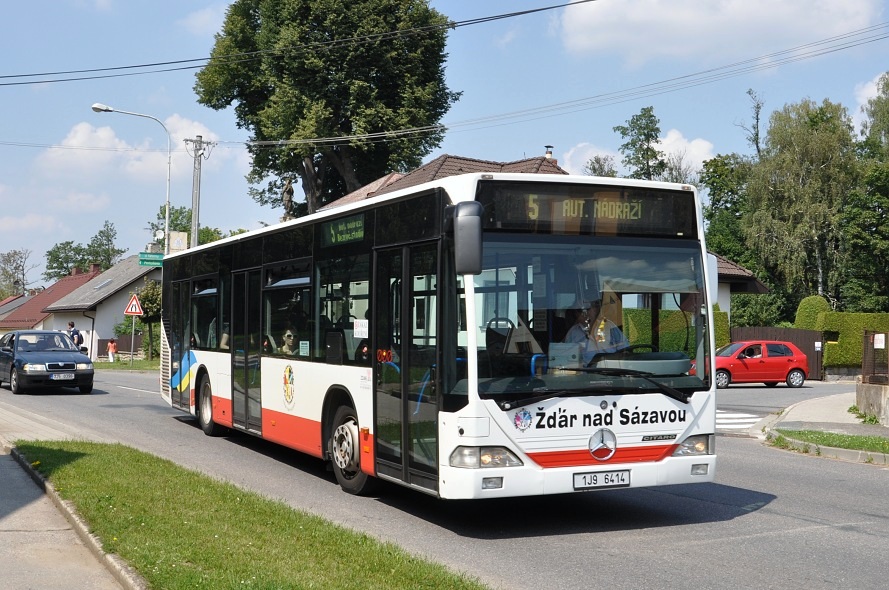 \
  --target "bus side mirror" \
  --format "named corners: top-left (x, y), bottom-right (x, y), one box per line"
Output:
top-left (452, 201), bottom-right (483, 275)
